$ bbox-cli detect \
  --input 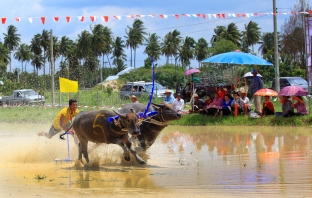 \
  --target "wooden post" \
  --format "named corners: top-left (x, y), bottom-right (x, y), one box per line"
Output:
top-left (50, 29), bottom-right (55, 107)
